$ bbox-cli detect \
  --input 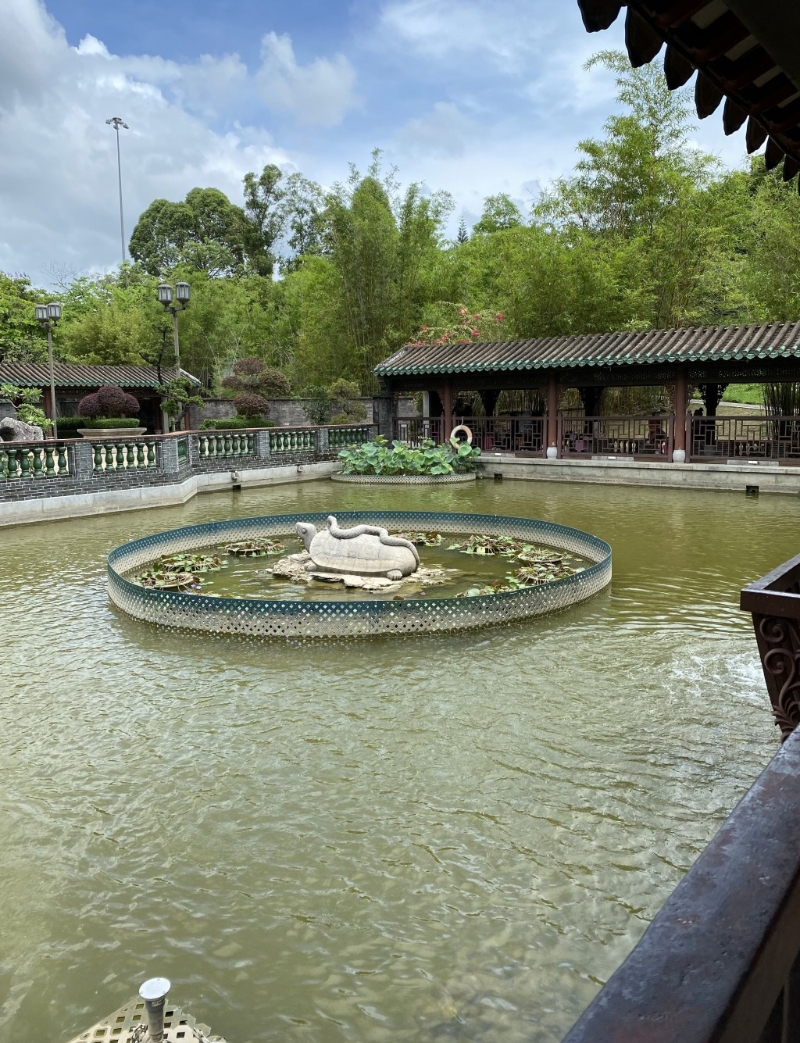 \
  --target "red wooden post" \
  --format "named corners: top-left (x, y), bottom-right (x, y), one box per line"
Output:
top-left (441, 380), bottom-right (453, 442)
top-left (546, 374), bottom-right (559, 456)
top-left (674, 369), bottom-right (689, 455)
